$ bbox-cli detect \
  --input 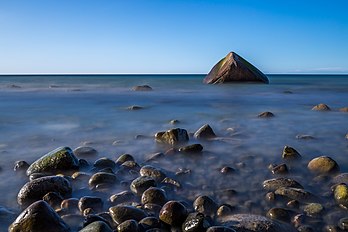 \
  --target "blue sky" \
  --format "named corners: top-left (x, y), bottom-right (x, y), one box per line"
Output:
top-left (0, 0), bottom-right (347, 74)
